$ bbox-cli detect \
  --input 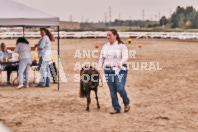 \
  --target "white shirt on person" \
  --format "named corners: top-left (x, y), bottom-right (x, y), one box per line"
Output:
top-left (97, 40), bottom-right (129, 73)
top-left (38, 35), bottom-right (51, 61)
top-left (14, 42), bottom-right (32, 60)
top-left (0, 49), bottom-right (15, 70)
